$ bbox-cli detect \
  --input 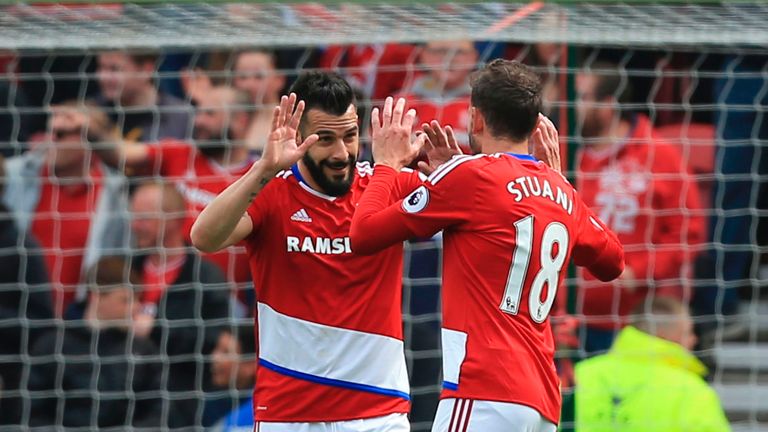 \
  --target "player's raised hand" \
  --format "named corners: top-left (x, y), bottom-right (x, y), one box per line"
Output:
top-left (371, 96), bottom-right (427, 170)
top-left (530, 114), bottom-right (562, 173)
top-left (260, 93), bottom-right (319, 174)
top-left (417, 120), bottom-right (463, 175)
